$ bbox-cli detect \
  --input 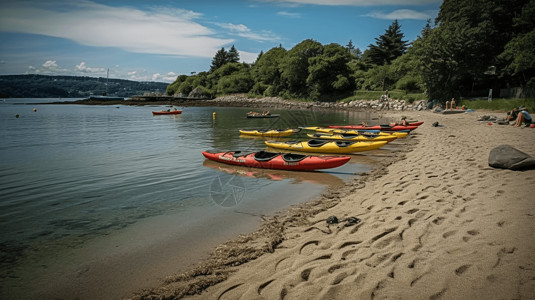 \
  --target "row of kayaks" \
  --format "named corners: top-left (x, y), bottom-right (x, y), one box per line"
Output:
top-left (204, 121), bottom-right (423, 171)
